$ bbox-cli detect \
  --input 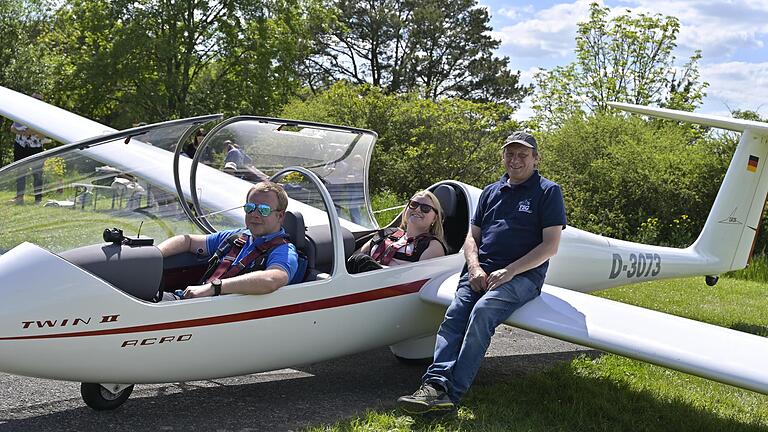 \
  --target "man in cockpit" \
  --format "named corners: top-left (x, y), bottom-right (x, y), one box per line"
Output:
top-left (157, 181), bottom-right (300, 298)
top-left (397, 131), bottom-right (567, 413)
